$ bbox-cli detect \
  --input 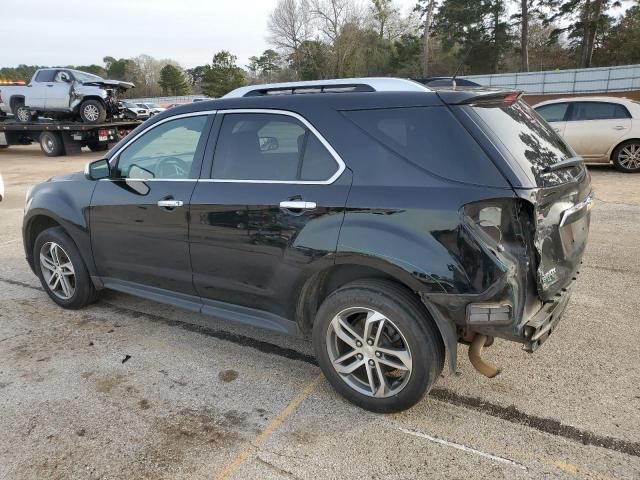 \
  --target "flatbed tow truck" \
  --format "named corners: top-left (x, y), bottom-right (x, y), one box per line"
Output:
top-left (0, 118), bottom-right (140, 157)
